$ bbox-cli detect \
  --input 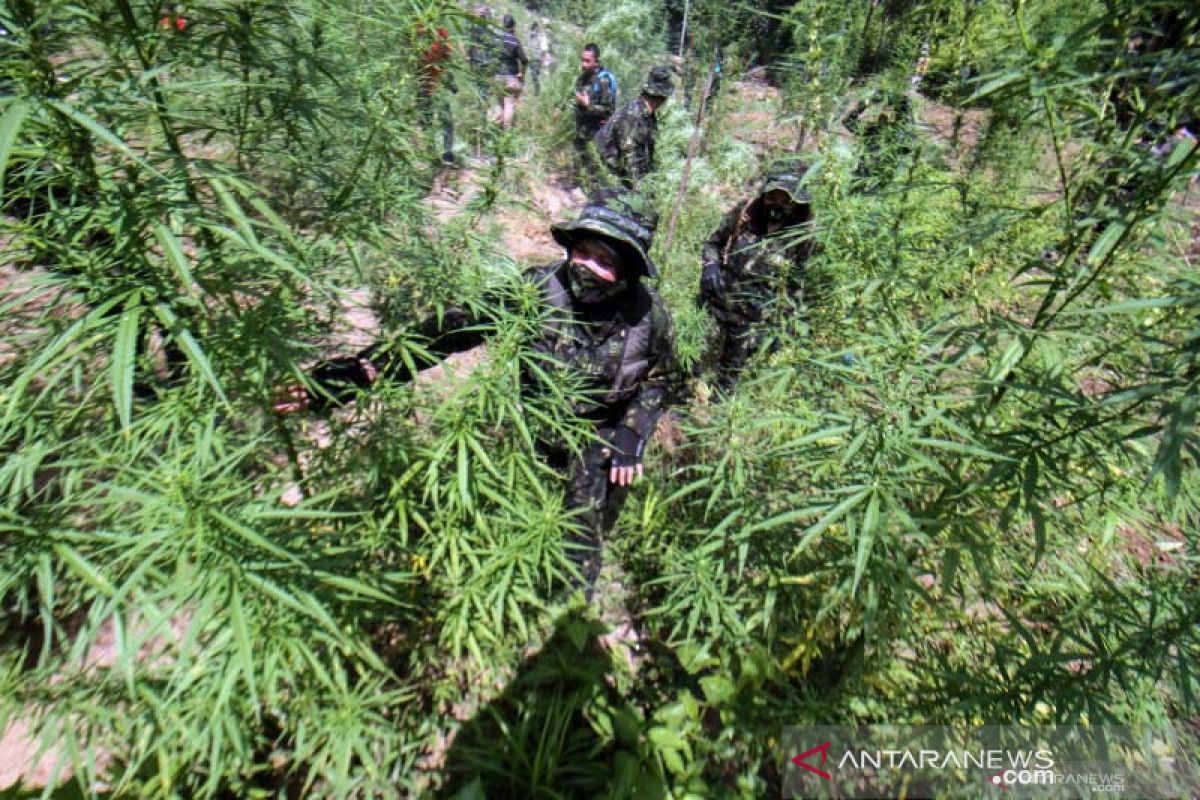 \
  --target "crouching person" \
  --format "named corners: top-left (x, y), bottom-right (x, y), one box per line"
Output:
top-left (277, 195), bottom-right (679, 593)
top-left (697, 160), bottom-right (817, 394)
